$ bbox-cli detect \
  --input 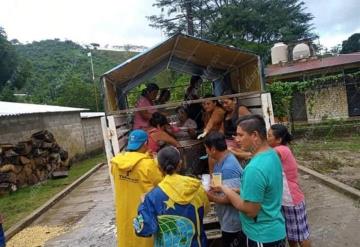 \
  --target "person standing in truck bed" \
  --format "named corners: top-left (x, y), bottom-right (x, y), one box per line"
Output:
top-left (133, 83), bottom-right (159, 130)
